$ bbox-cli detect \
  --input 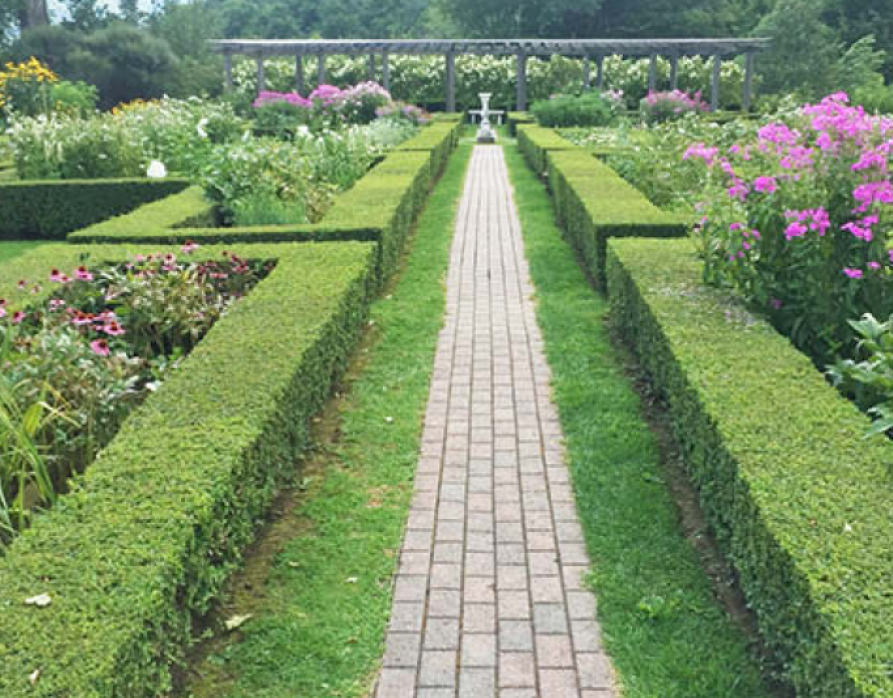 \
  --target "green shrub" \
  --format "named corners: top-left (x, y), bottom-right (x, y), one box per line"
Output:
top-left (0, 177), bottom-right (190, 240)
top-left (0, 240), bottom-right (377, 698)
top-left (607, 236), bottom-right (893, 698)
top-left (545, 149), bottom-right (687, 288)
top-left (531, 91), bottom-right (615, 128)
top-left (516, 123), bottom-right (578, 176)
